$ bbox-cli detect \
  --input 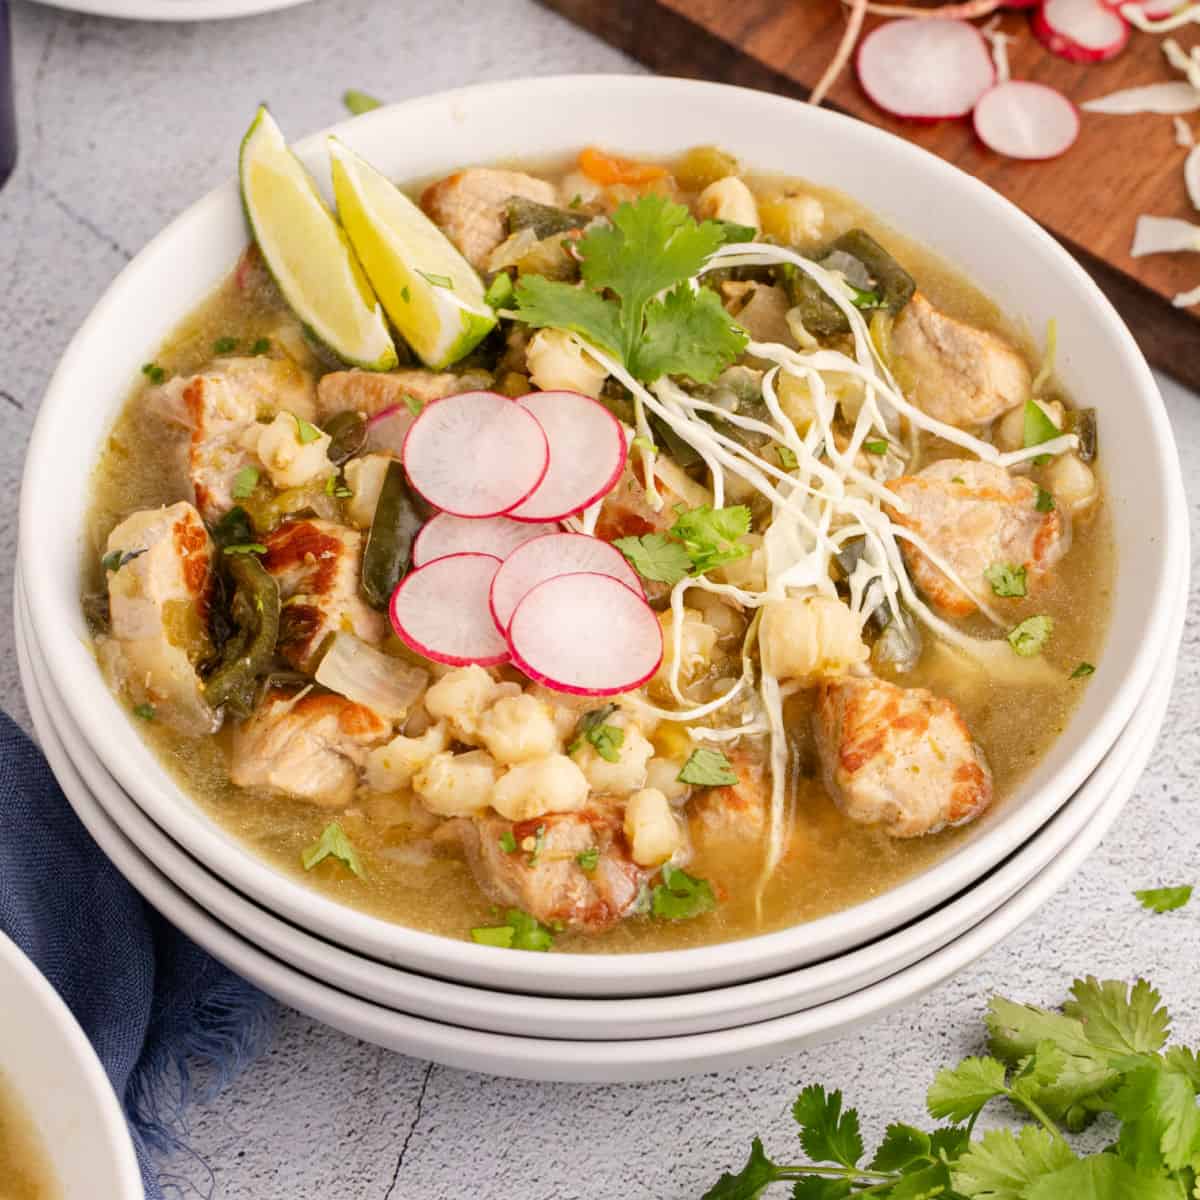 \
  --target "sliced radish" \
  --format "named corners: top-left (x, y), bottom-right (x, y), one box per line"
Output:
top-left (489, 532), bottom-right (644, 631)
top-left (506, 391), bottom-right (627, 522)
top-left (411, 513), bottom-right (559, 568)
top-left (856, 19), bottom-right (995, 121)
top-left (507, 572), bottom-right (663, 696)
top-left (974, 81), bottom-right (1081, 160)
top-left (365, 403), bottom-right (416, 455)
top-left (388, 553), bottom-right (508, 667)
top-left (401, 391), bottom-right (549, 518)
top-left (1034, 0), bottom-right (1130, 63)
